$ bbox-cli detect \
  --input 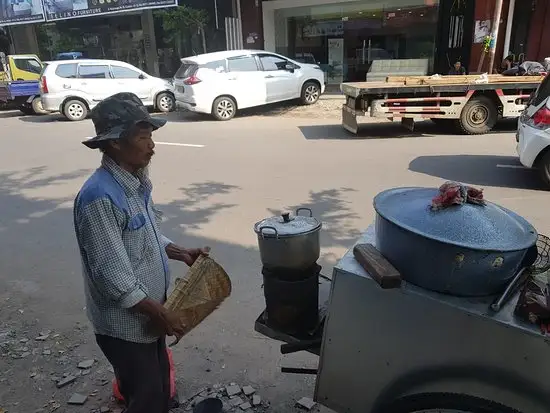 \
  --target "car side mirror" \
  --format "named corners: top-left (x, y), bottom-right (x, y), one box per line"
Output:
top-left (285, 64), bottom-right (295, 73)
top-left (139, 74), bottom-right (146, 80)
